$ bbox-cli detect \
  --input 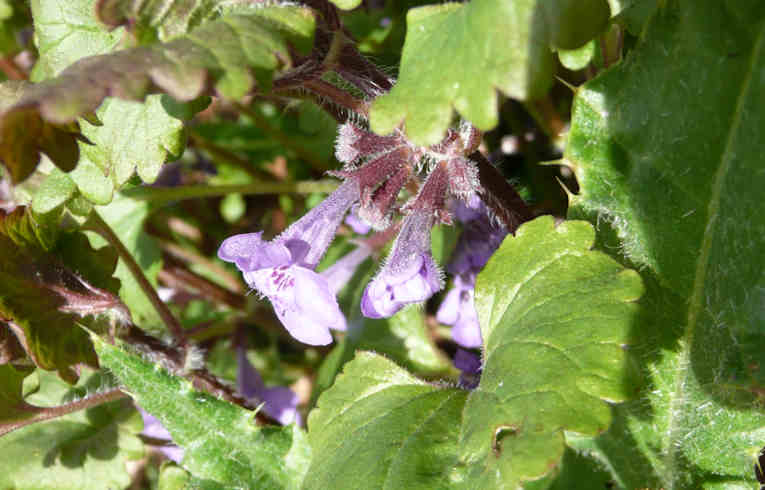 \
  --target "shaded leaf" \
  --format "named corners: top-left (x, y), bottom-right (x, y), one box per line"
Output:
top-left (0, 81), bottom-right (83, 184)
top-left (0, 207), bottom-right (124, 381)
top-left (564, 0), bottom-right (765, 486)
top-left (0, 369), bottom-right (143, 490)
top-left (370, 0), bottom-right (611, 145)
top-left (28, 0), bottom-right (190, 203)
top-left (0, 364), bottom-right (36, 425)
top-left (94, 335), bottom-right (312, 489)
